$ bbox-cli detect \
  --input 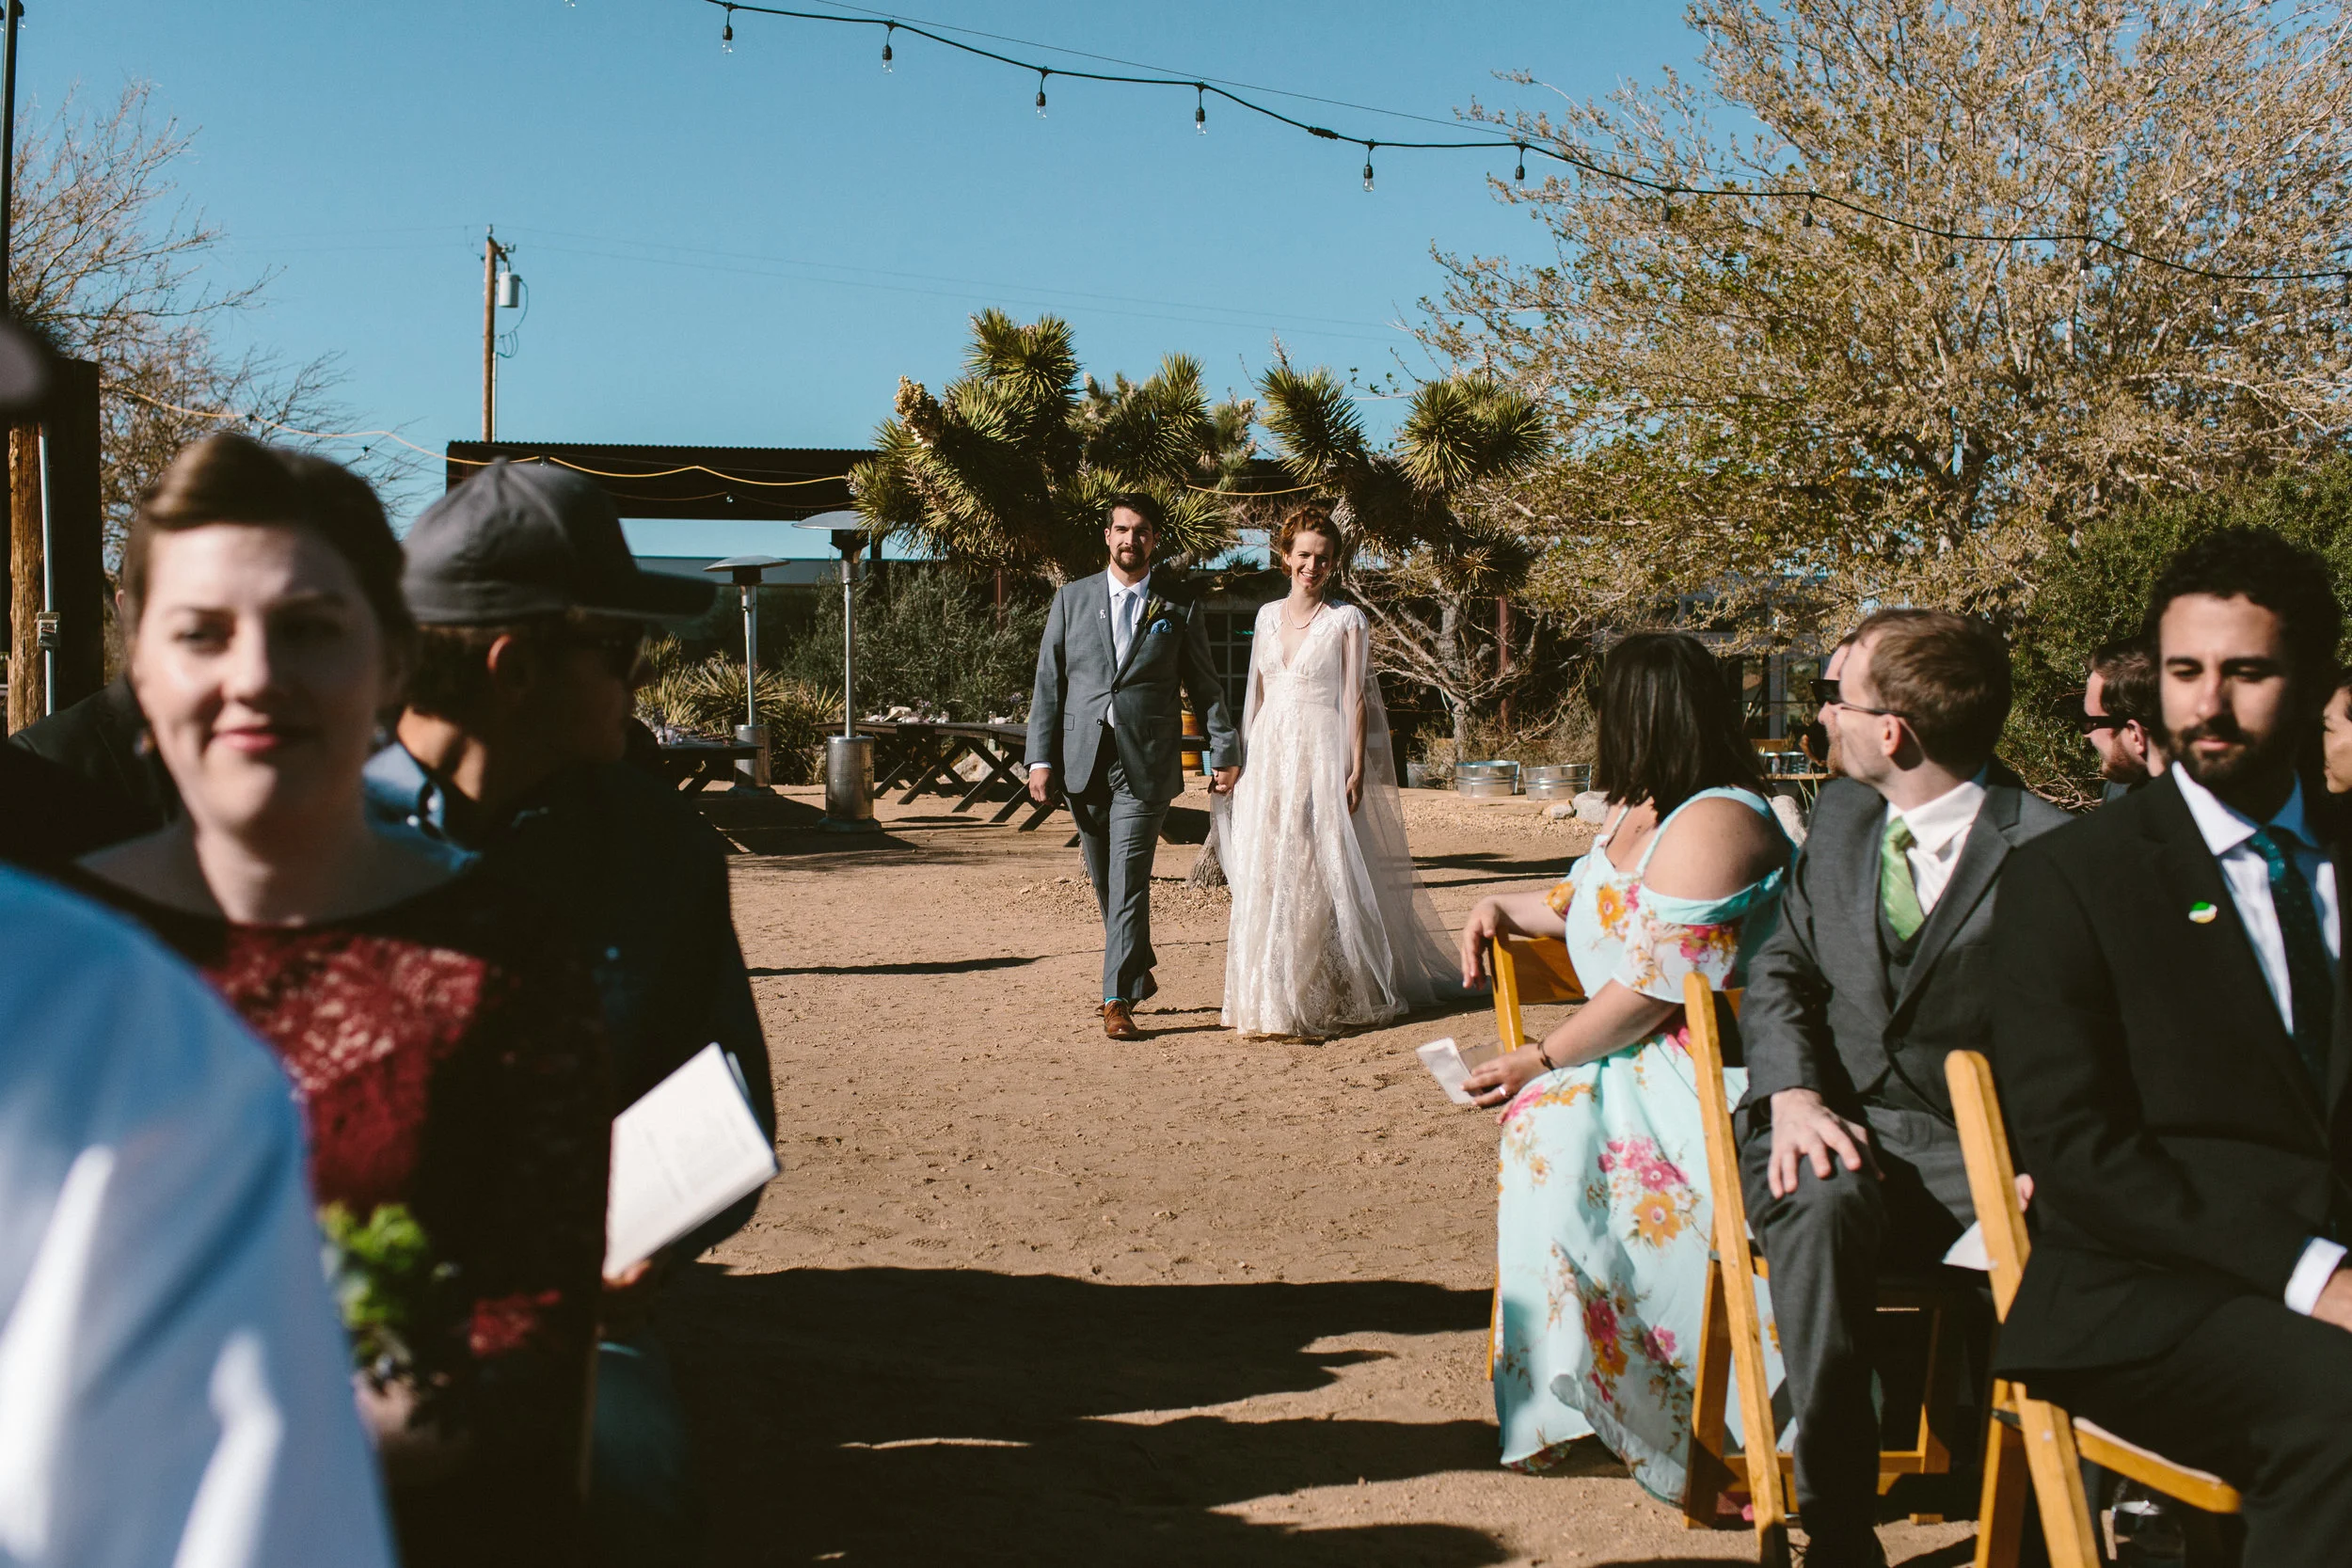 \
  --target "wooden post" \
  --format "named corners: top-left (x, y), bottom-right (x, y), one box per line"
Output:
top-left (7, 422), bottom-right (41, 729)
top-left (42, 360), bottom-right (103, 709)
